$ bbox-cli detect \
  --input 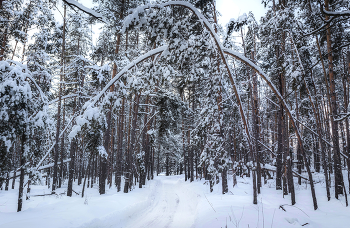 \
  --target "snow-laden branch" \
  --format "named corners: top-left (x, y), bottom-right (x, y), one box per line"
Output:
top-left (323, 9), bottom-right (350, 16)
top-left (122, 1), bottom-right (253, 149)
top-left (83, 46), bottom-right (167, 109)
top-left (300, 16), bottom-right (335, 38)
top-left (124, 1), bottom-right (308, 170)
top-left (63, 0), bottom-right (105, 22)
top-left (26, 75), bottom-right (48, 105)
top-left (64, 47), bottom-right (167, 141)
top-left (35, 114), bottom-right (77, 170)
top-left (49, 93), bottom-right (78, 105)
top-left (37, 159), bottom-right (71, 171)
top-left (335, 113), bottom-right (350, 122)
top-left (223, 48), bottom-right (295, 126)
top-left (4, 60), bottom-right (48, 105)
top-left (135, 111), bottom-right (159, 144)
top-left (319, 0), bottom-right (350, 17)
top-left (258, 140), bottom-right (276, 156)
top-left (162, 1), bottom-right (253, 149)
